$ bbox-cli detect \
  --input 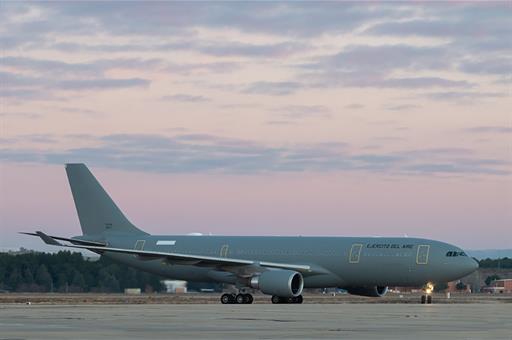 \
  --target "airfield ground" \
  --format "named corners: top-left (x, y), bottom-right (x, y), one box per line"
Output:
top-left (0, 292), bottom-right (510, 304)
top-left (0, 302), bottom-right (511, 339)
top-left (0, 294), bottom-right (511, 339)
